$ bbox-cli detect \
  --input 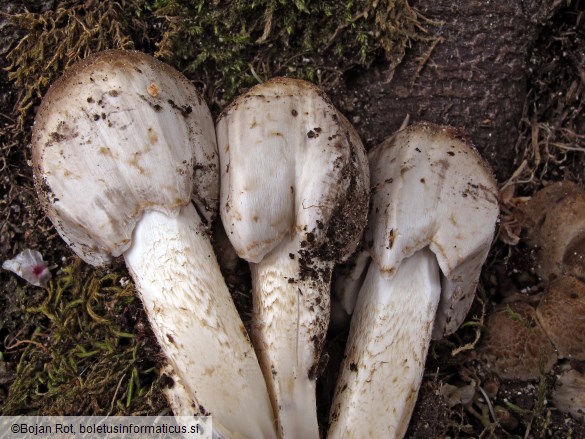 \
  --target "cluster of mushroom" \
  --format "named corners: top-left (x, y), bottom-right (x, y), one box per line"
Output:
top-left (478, 181), bottom-right (585, 422)
top-left (31, 50), bottom-right (499, 438)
